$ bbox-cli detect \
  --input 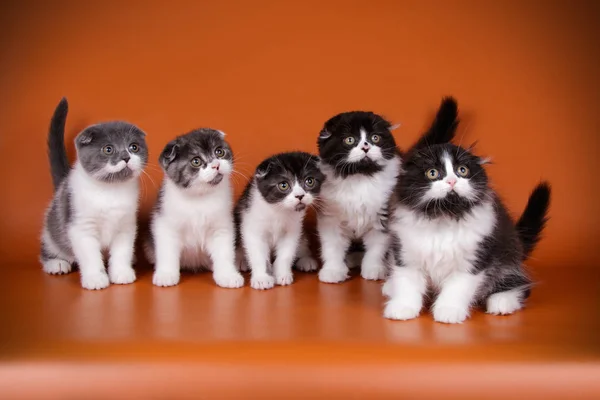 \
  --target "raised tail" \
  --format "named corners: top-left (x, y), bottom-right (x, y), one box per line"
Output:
top-left (47, 97), bottom-right (70, 190)
top-left (411, 96), bottom-right (459, 150)
top-left (516, 182), bottom-right (551, 259)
